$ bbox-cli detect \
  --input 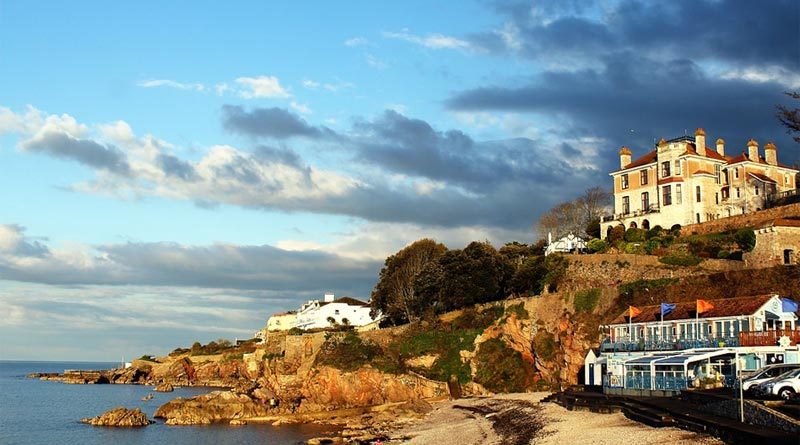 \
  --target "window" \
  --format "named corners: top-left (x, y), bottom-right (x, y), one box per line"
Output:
top-left (736, 187), bottom-right (741, 198)
top-left (696, 213), bottom-right (701, 223)
top-left (715, 193), bottom-right (719, 205)
top-left (334, 309), bottom-right (340, 315)
top-left (676, 184), bottom-right (682, 204)
top-left (622, 196), bottom-right (630, 214)
top-left (640, 170), bottom-right (648, 185)
top-left (786, 174), bottom-right (791, 185)
top-left (754, 186), bottom-right (759, 196)
top-left (641, 192), bottom-right (649, 211)
top-left (734, 168), bottom-right (739, 179)
top-left (662, 186), bottom-right (672, 206)
top-left (715, 164), bottom-right (721, 184)
top-left (696, 185), bottom-right (702, 203)
top-left (661, 161), bottom-right (671, 178)
top-left (674, 160), bottom-right (681, 175)
top-left (621, 174), bottom-right (629, 190)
